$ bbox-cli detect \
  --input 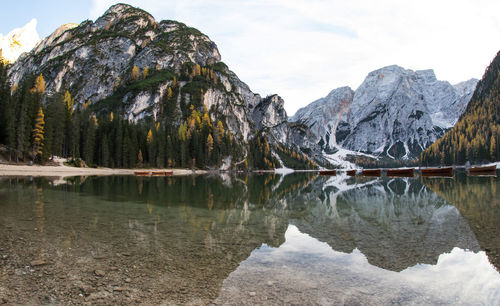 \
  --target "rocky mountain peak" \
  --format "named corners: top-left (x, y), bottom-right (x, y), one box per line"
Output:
top-left (93, 3), bottom-right (155, 33)
top-left (104, 3), bottom-right (143, 15)
top-left (415, 69), bottom-right (437, 83)
top-left (253, 94), bottom-right (287, 129)
top-left (293, 65), bottom-right (477, 161)
top-left (30, 23), bottom-right (78, 57)
top-left (8, 3), bottom-right (223, 103)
